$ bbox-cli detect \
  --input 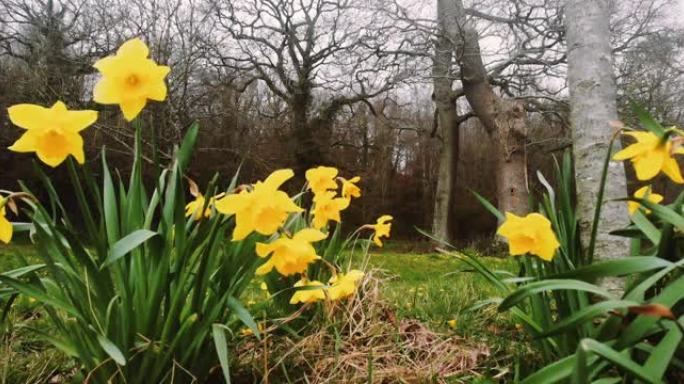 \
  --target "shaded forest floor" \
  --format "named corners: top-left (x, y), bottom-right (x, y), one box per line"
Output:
top-left (0, 243), bottom-right (537, 383)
